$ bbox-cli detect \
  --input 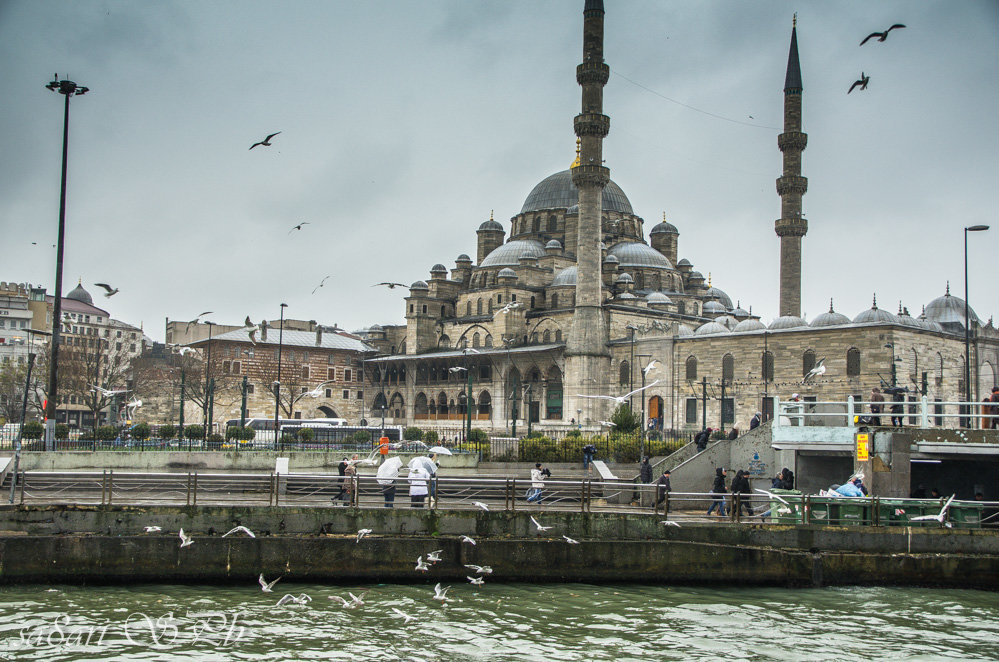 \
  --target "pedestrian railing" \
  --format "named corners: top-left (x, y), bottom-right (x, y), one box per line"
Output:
top-left (774, 396), bottom-right (999, 430)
